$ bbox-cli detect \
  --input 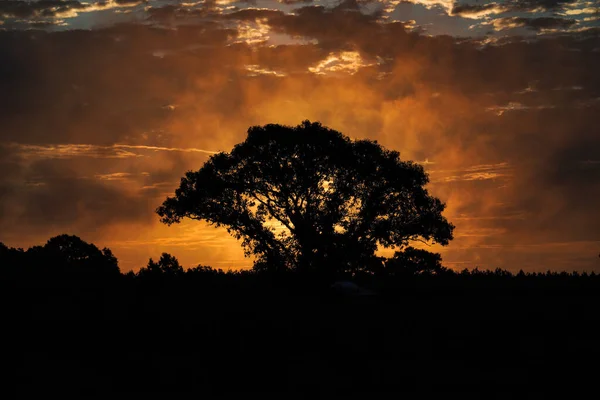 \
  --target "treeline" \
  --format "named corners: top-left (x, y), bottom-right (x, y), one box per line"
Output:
top-left (2, 234), bottom-right (600, 294)
top-left (1, 234), bottom-right (120, 287)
